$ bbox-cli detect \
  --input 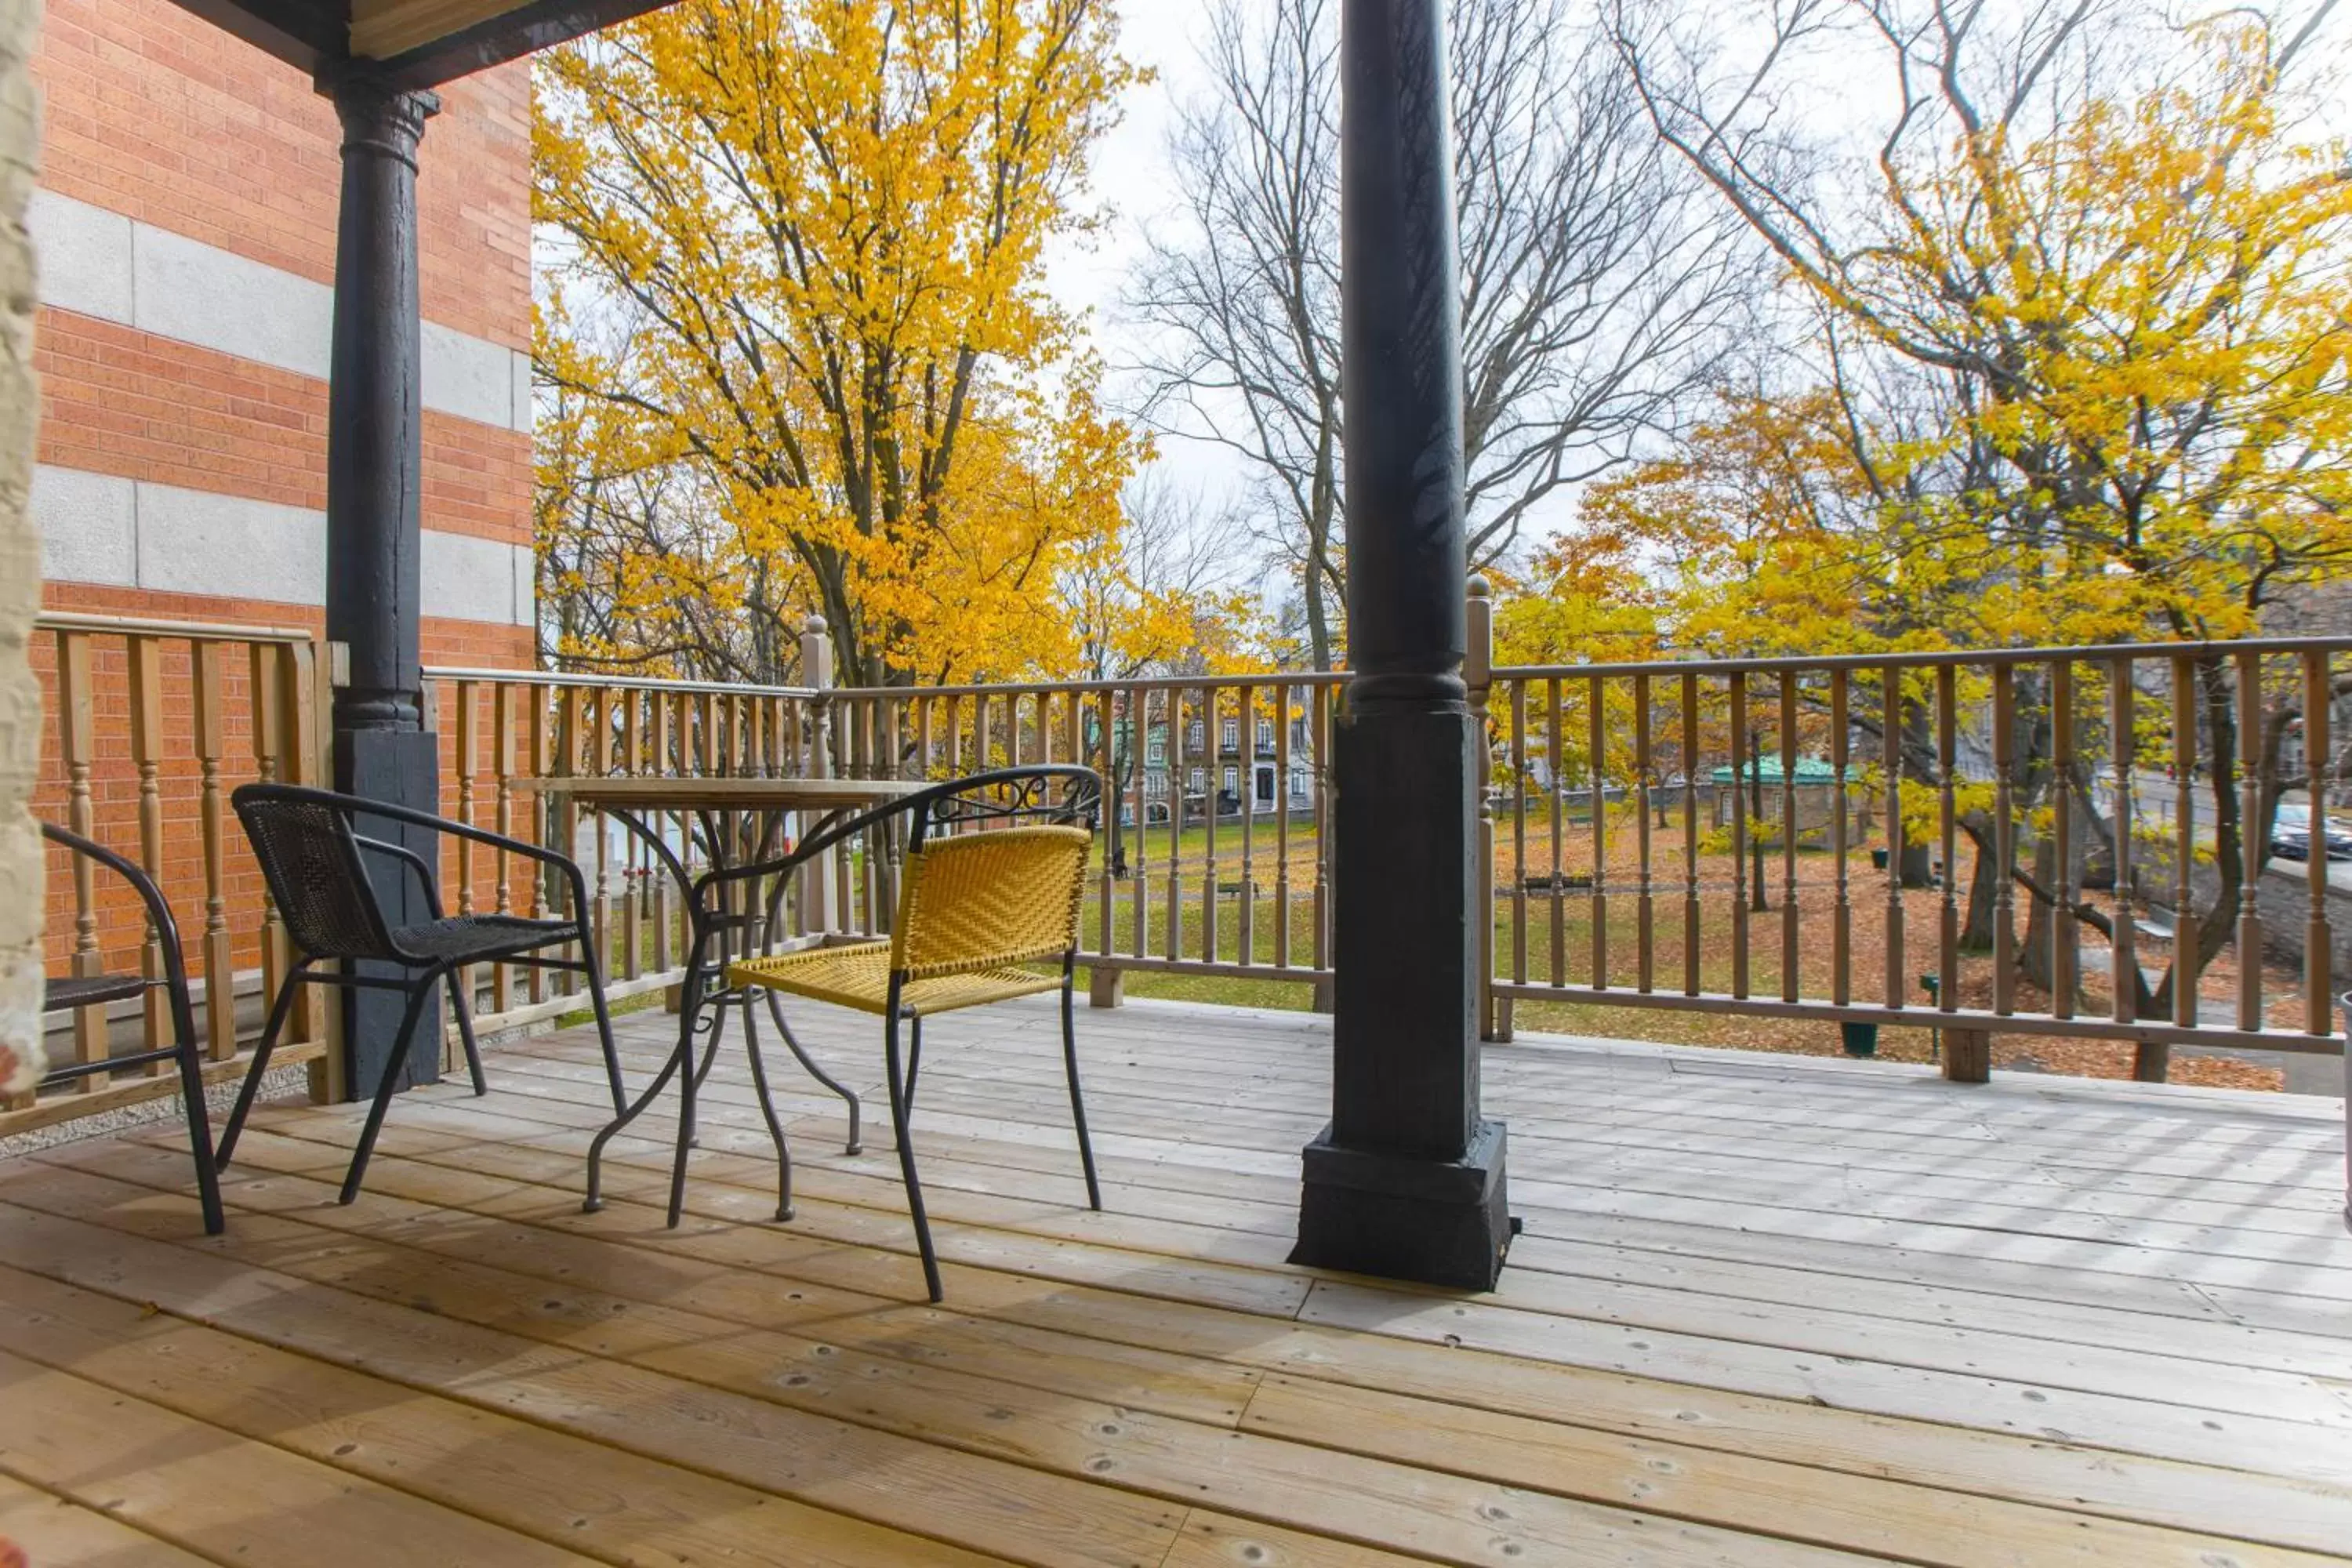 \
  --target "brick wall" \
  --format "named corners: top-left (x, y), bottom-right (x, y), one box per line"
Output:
top-left (25, 0), bottom-right (539, 982)
top-left (35, 0), bottom-right (528, 348)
